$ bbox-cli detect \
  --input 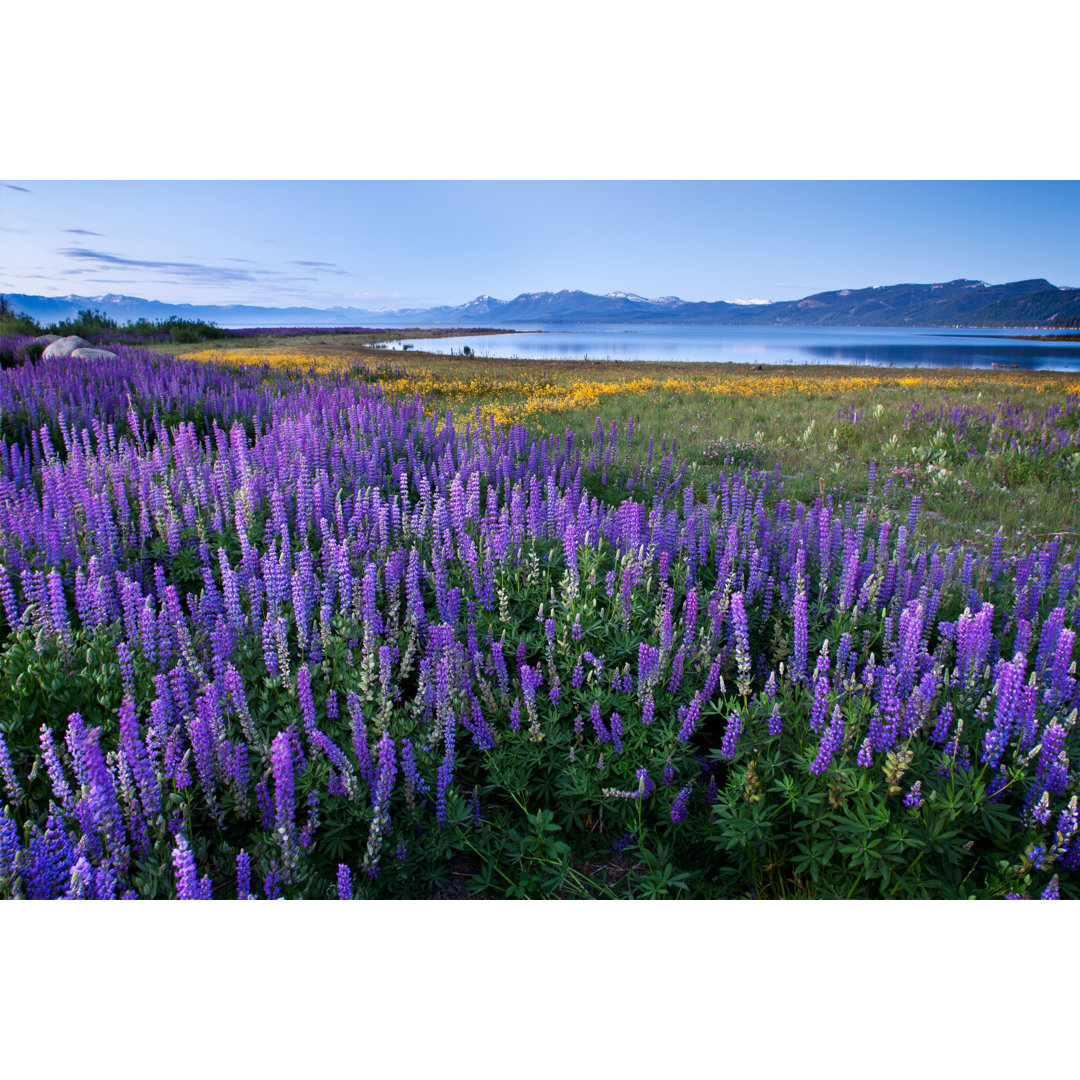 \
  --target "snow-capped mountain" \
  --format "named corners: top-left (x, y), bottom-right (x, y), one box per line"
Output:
top-left (5, 279), bottom-right (1077, 329)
